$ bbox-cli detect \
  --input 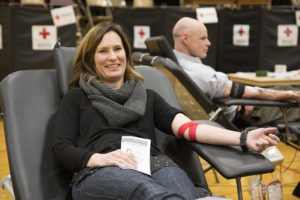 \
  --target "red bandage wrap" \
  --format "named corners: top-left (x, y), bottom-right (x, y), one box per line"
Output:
top-left (178, 121), bottom-right (202, 141)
